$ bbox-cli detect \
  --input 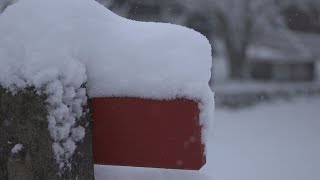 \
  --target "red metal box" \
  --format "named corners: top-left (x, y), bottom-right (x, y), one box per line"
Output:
top-left (91, 97), bottom-right (205, 170)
